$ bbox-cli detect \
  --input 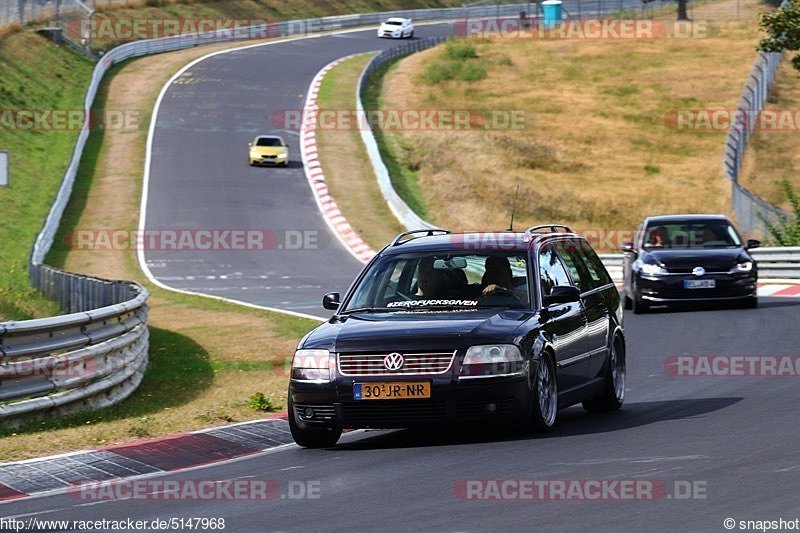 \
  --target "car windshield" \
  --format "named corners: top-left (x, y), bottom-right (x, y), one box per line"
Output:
top-left (342, 252), bottom-right (530, 312)
top-left (256, 138), bottom-right (282, 147)
top-left (384, 20), bottom-right (403, 25)
top-left (643, 220), bottom-right (742, 249)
